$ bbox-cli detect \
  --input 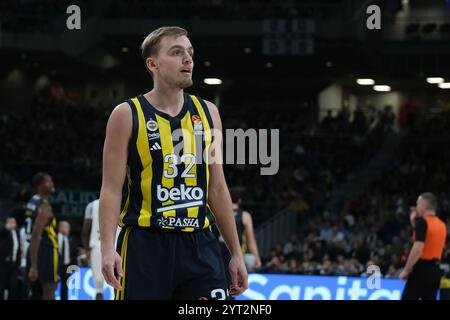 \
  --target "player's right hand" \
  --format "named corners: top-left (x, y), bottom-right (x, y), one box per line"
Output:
top-left (85, 248), bottom-right (91, 261)
top-left (228, 255), bottom-right (248, 297)
top-left (28, 267), bottom-right (38, 282)
top-left (102, 249), bottom-right (123, 290)
top-left (254, 258), bottom-right (262, 269)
